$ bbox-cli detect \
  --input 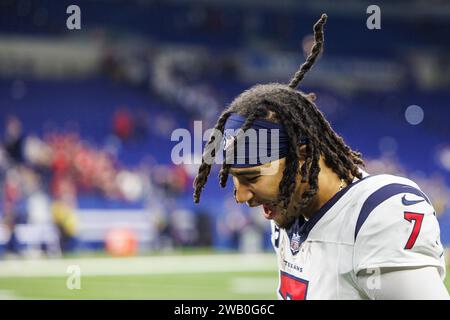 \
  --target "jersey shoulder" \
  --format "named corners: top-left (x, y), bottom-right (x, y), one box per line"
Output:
top-left (351, 173), bottom-right (422, 200)
top-left (351, 174), bottom-right (445, 277)
top-left (351, 173), bottom-right (430, 237)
